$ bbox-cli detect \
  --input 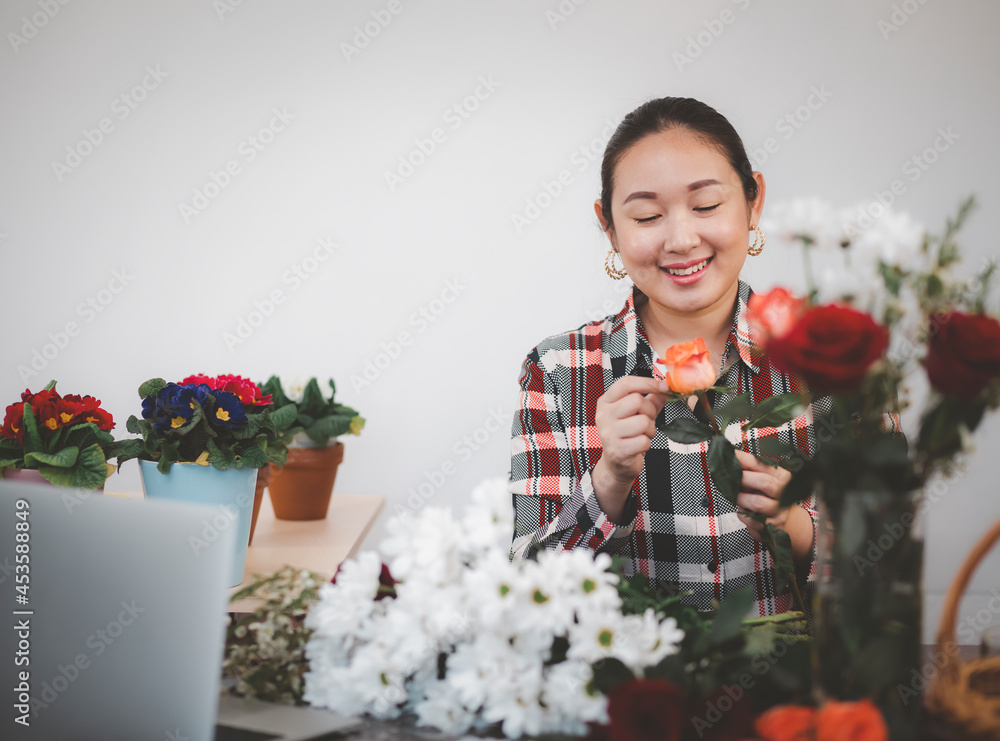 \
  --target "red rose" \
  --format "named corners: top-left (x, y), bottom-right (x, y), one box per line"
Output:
top-left (753, 704), bottom-right (816, 741)
top-left (748, 287), bottom-right (807, 343)
top-left (605, 678), bottom-right (685, 741)
top-left (816, 699), bottom-right (887, 741)
top-left (767, 305), bottom-right (888, 394)
top-left (924, 311), bottom-right (1000, 401)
